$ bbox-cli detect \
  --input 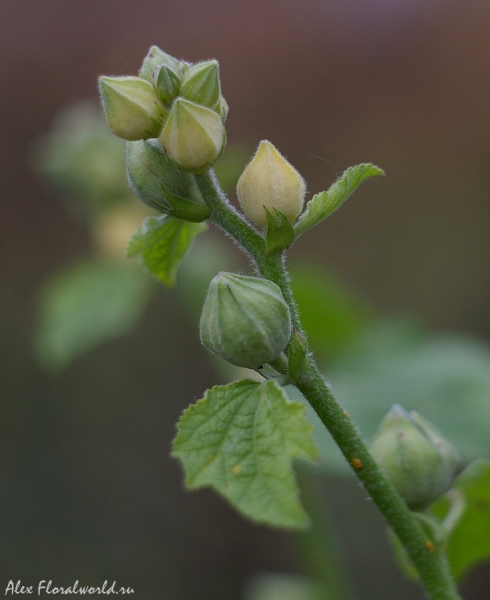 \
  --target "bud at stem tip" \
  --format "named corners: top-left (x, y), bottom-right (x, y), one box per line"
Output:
top-left (237, 140), bottom-right (306, 227)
